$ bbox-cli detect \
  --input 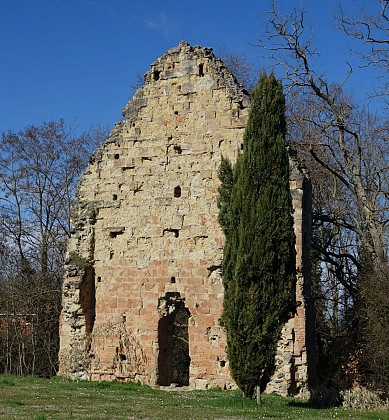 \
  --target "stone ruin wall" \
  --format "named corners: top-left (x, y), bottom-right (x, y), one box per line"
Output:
top-left (59, 41), bottom-right (314, 397)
